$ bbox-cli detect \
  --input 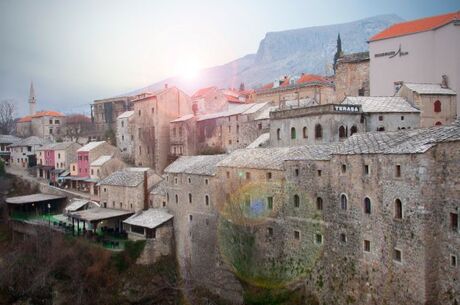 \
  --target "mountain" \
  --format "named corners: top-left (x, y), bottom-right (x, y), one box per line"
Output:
top-left (123, 14), bottom-right (403, 96)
